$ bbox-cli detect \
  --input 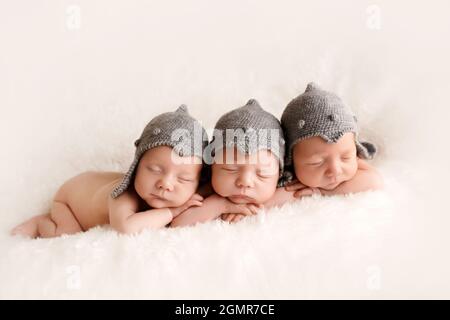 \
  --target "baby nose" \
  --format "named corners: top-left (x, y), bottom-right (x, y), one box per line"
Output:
top-left (156, 177), bottom-right (174, 192)
top-left (236, 172), bottom-right (254, 189)
top-left (326, 161), bottom-right (343, 177)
